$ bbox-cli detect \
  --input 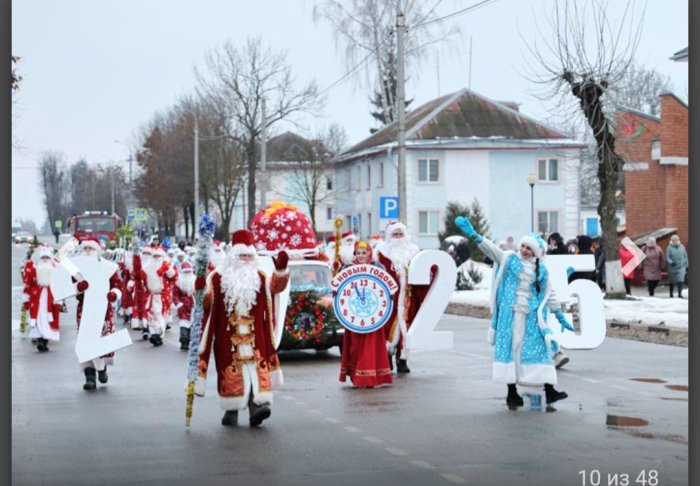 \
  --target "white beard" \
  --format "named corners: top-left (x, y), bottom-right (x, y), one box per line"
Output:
top-left (220, 259), bottom-right (260, 317)
top-left (145, 260), bottom-right (164, 293)
top-left (340, 243), bottom-right (355, 265)
top-left (383, 237), bottom-right (417, 275)
top-left (36, 261), bottom-right (54, 287)
top-left (141, 255), bottom-right (153, 268)
top-left (177, 273), bottom-right (195, 295)
top-left (125, 255), bottom-right (134, 272)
